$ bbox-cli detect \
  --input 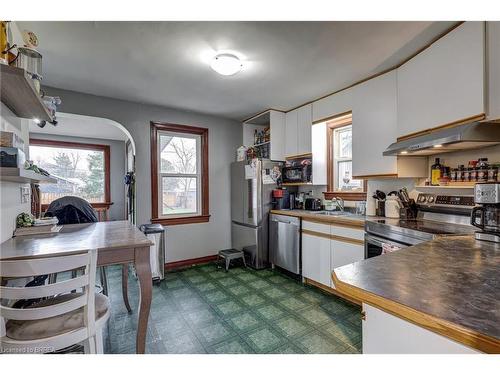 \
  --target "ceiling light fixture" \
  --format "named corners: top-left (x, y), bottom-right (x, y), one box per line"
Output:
top-left (434, 144), bottom-right (443, 148)
top-left (210, 53), bottom-right (243, 76)
top-left (401, 151), bottom-right (408, 154)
